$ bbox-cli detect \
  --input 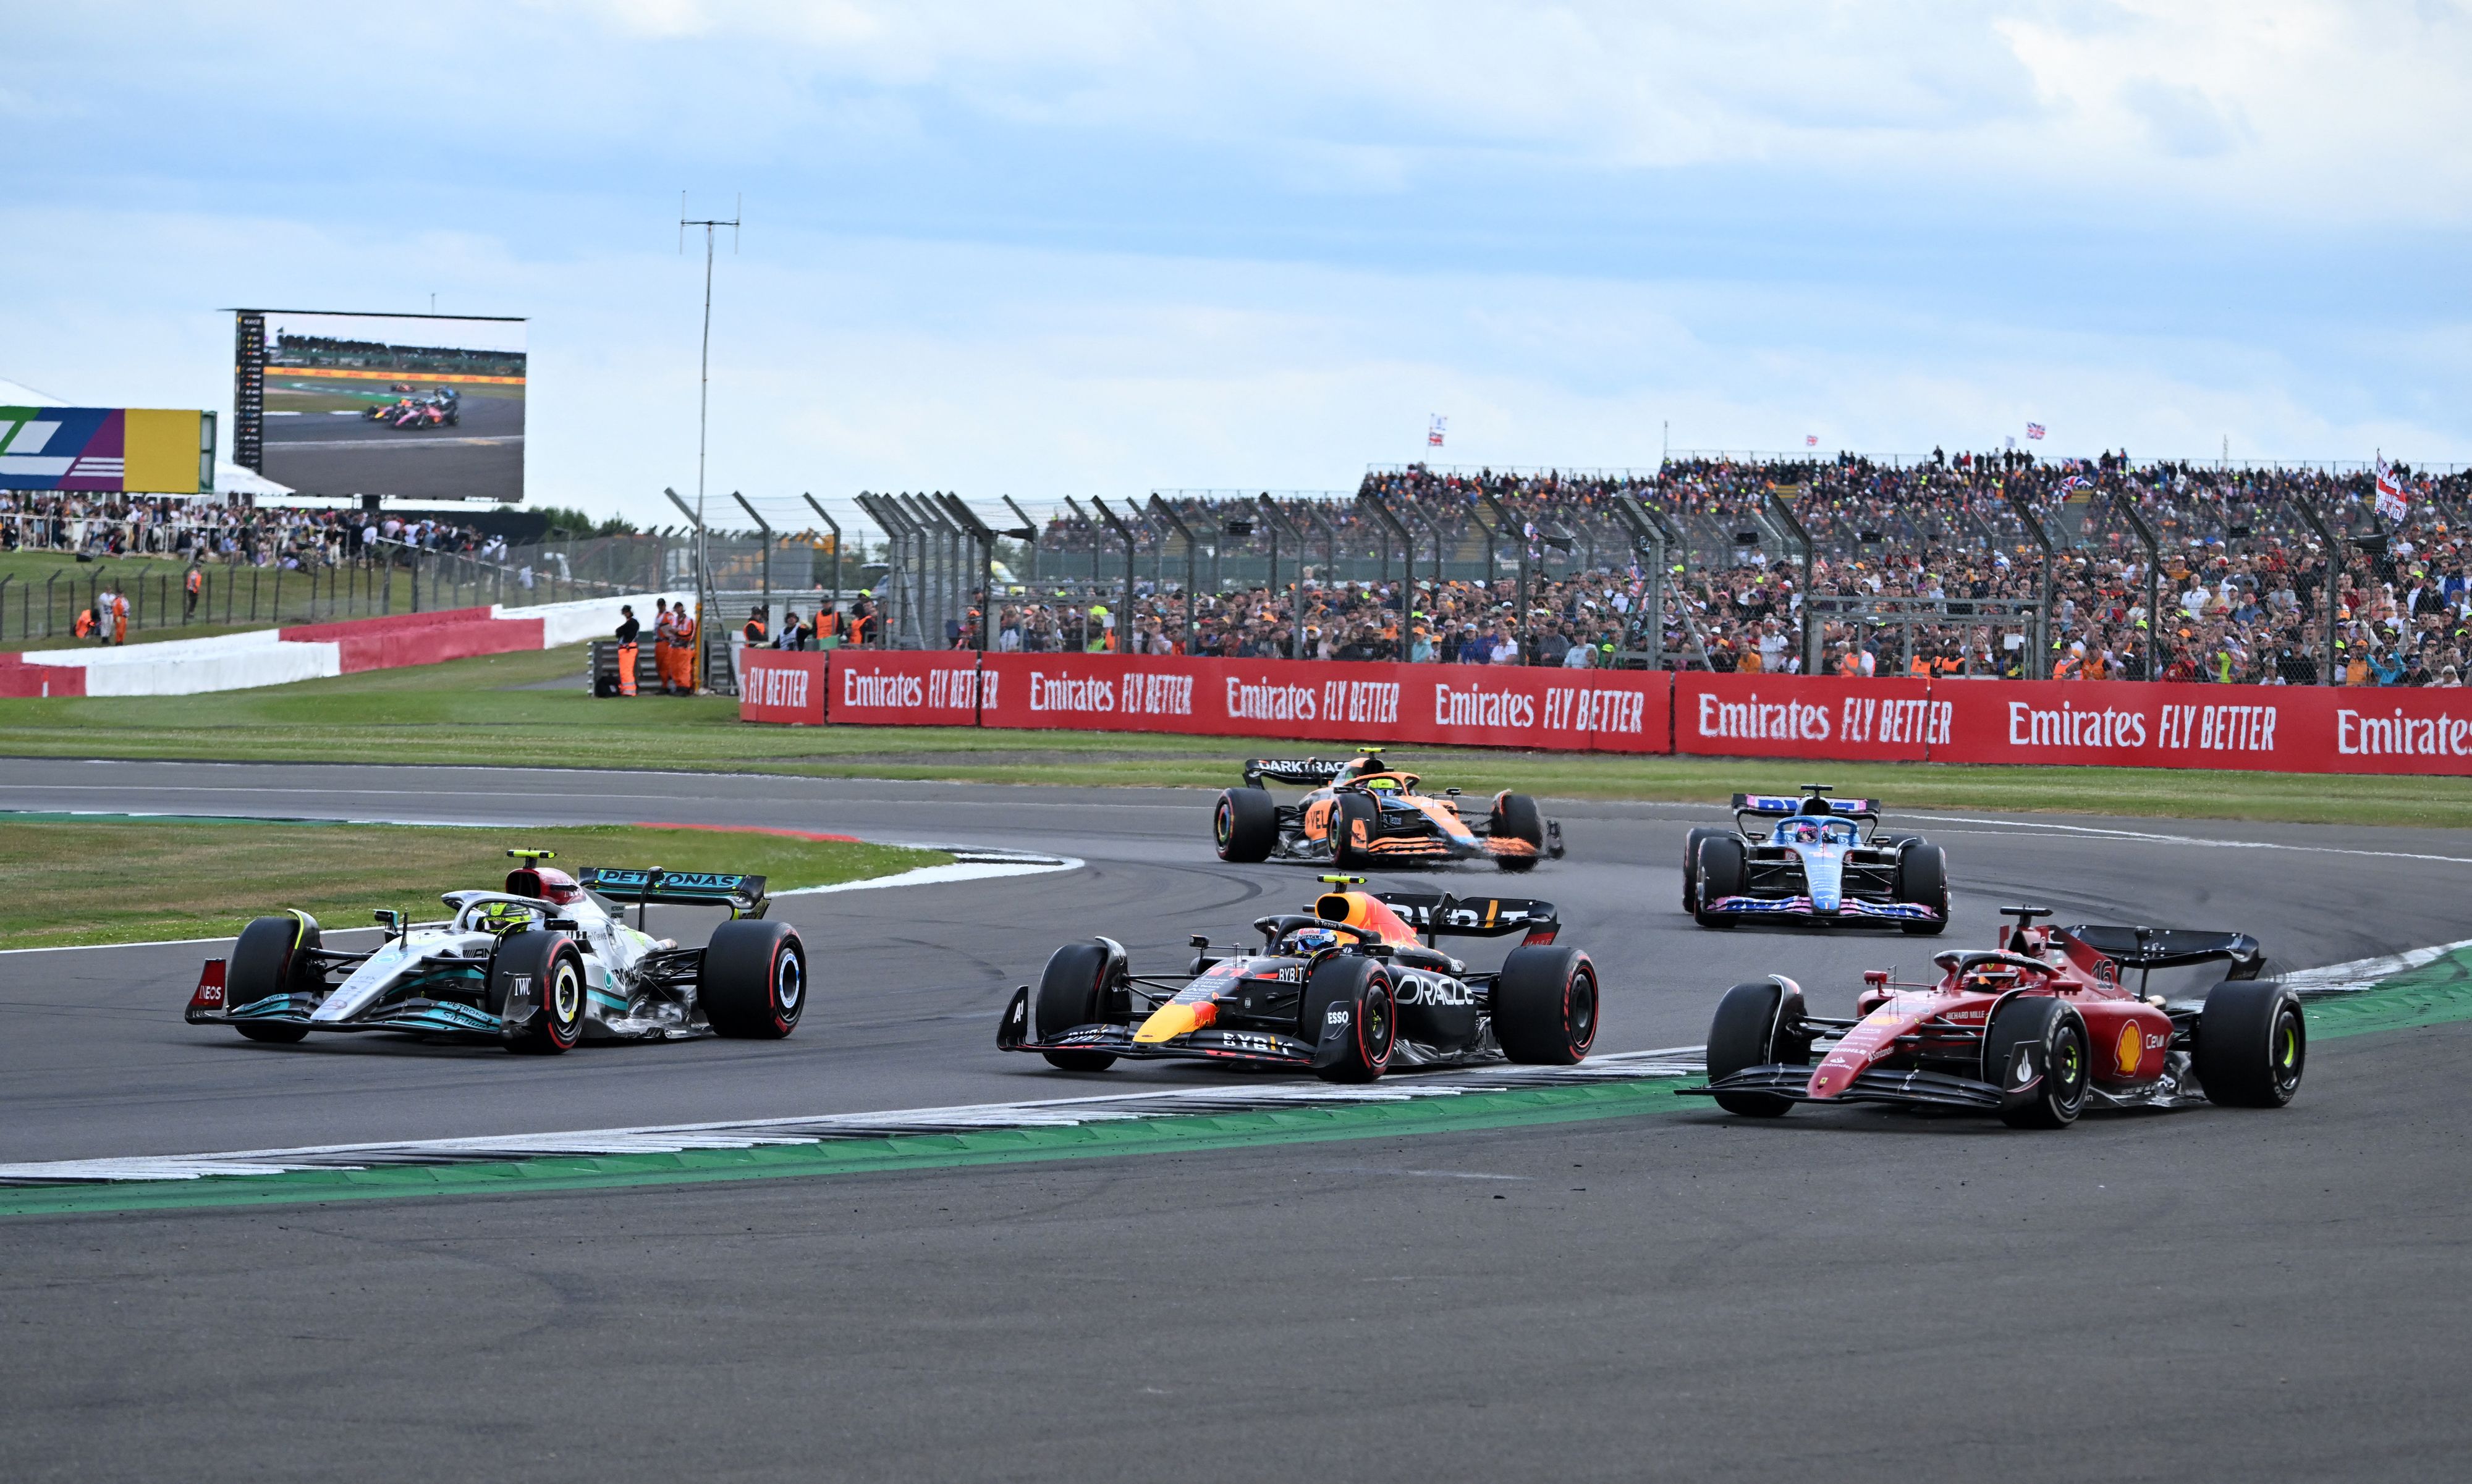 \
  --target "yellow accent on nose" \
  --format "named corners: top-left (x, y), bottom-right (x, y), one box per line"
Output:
top-left (1133, 1001), bottom-right (1216, 1044)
